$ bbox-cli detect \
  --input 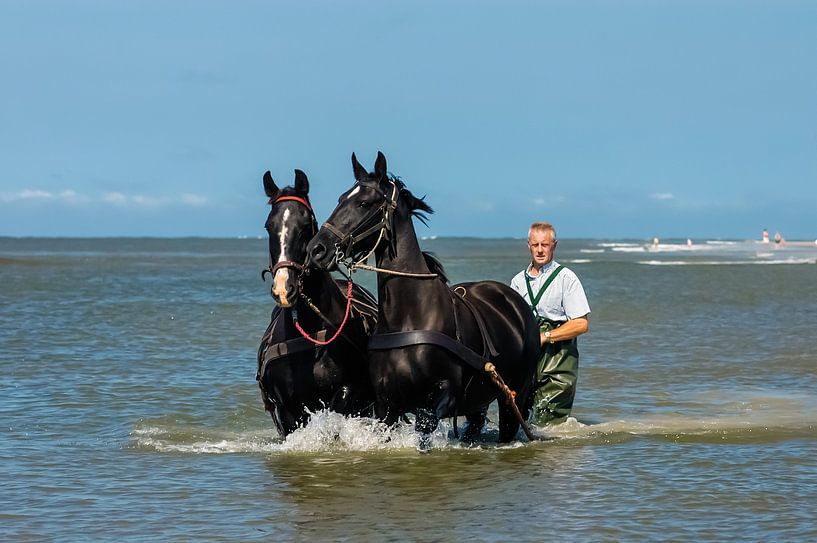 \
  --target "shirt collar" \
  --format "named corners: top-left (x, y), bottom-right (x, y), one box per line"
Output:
top-left (525, 260), bottom-right (558, 280)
